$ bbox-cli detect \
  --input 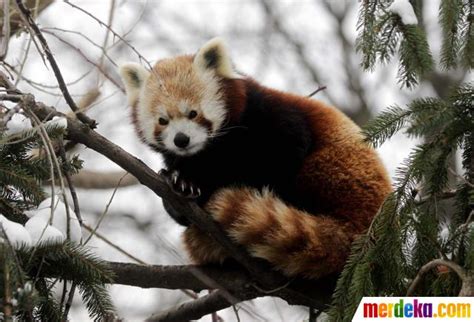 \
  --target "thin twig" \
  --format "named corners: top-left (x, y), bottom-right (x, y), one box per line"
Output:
top-left (63, 0), bottom-right (152, 69)
top-left (83, 173), bottom-right (129, 244)
top-left (68, 170), bottom-right (139, 189)
top-left (97, 0), bottom-right (116, 87)
top-left (232, 305), bottom-right (241, 322)
top-left (414, 189), bottom-right (457, 205)
top-left (59, 279), bottom-right (68, 313)
top-left (259, 0), bottom-right (337, 105)
top-left (146, 290), bottom-right (248, 322)
top-left (40, 27), bottom-right (118, 68)
top-left (3, 253), bottom-right (13, 321)
top-left (0, 93), bottom-right (23, 102)
top-left (14, 30), bottom-right (33, 87)
top-left (40, 30), bottom-right (124, 92)
top-left (13, 0), bottom-right (40, 88)
top-left (4, 61), bottom-right (96, 90)
top-left (82, 223), bottom-right (147, 265)
top-left (63, 0), bottom-right (167, 91)
top-left (407, 258), bottom-right (467, 296)
top-left (59, 143), bottom-right (83, 227)
top-left (62, 282), bottom-right (76, 321)
top-left (14, 0), bottom-right (96, 128)
top-left (307, 86), bottom-right (327, 98)
top-left (449, 167), bottom-right (474, 188)
top-left (0, 0), bottom-right (11, 60)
